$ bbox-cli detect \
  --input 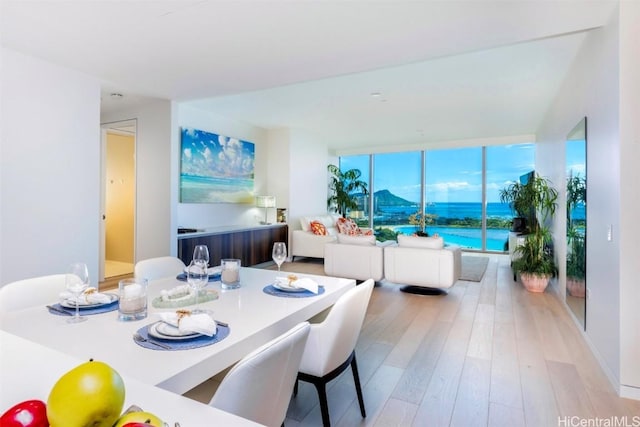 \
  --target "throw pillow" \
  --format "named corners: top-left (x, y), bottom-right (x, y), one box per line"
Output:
top-left (398, 234), bottom-right (444, 249)
top-left (336, 217), bottom-right (361, 235)
top-left (309, 220), bottom-right (328, 236)
top-left (337, 234), bottom-right (376, 246)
